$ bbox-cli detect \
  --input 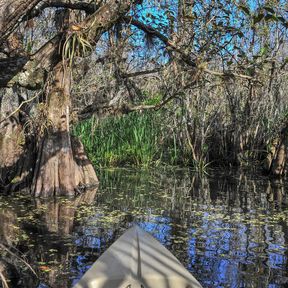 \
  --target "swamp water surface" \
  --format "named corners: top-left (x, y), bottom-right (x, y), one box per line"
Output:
top-left (0, 168), bottom-right (288, 288)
